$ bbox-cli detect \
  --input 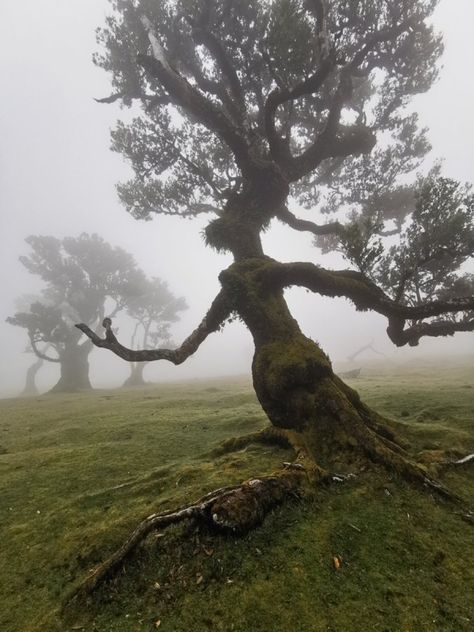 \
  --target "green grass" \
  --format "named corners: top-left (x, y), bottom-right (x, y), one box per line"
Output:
top-left (0, 359), bottom-right (473, 631)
